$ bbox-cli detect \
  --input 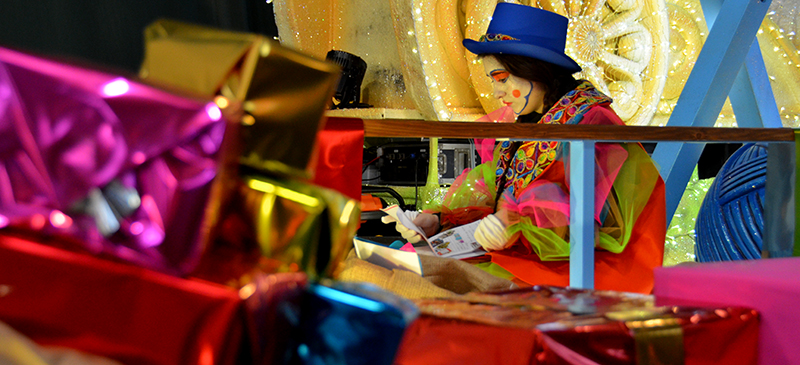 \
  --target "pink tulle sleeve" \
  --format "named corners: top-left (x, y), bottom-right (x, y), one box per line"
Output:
top-left (474, 106), bottom-right (515, 164)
